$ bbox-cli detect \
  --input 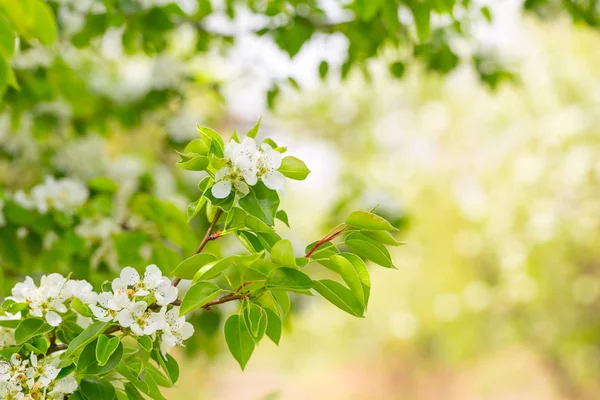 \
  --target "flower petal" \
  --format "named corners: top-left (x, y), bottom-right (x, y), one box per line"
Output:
top-left (120, 267), bottom-right (140, 286)
top-left (211, 180), bottom-right (231, 199)
top-left (263, 170), bottom-right (286, 191)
